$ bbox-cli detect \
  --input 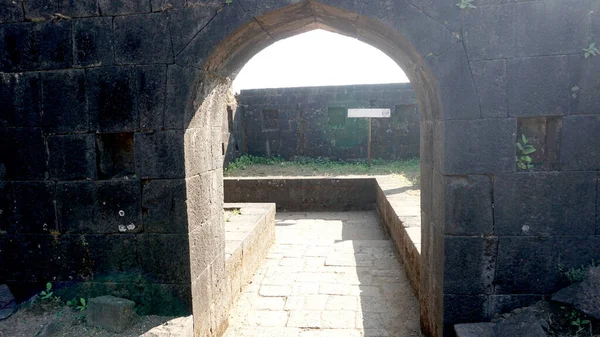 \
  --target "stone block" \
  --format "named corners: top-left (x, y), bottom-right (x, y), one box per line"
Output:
top-left (95, 180), bottom-right (142, 234)
top-left (87, 66), bottom-right (138, 132)
top-left (488, 295), bottom-right (544, 316)
top-left (24, 0), bottom-right (98, 19)
top-left (114, 13), bottom-right (172, 64)
top-left (168, 6), bottom-right (215, 54)
top-left (96, 133), bottom-right (136, 179)
top-left (142, 179), bottom-right (188, 233)
top-left (185, 174), bottom-right (212, 232)
top-left (440, 175), bottom-right (493, 236)
top-left (0, 128), bottom-right (46, 180)
top-left (444, 294), bottom-right (488, 325)
top-left (138, 234), bottom-right (191, 284)
top-left (151, 0), bottom-right (185, 12)
top-left (0, 1), bottom-right (23, 23)
top-left (444, 236), bottom-right (497, 295)
top-left (560, 115), bottom-right (600, 171)
top-left (568, 54), bottom-right (600, 115)
top-left (0, 21), bottom-right (72, 72)
top-left (8, 182), bottom-right (56, 234)
top-left (494, 172), bottom-right (596, 236)
top-left (436, 119), bottom-right (515, 174)
top-left (552, 268), bottom-right (600, 320)
top-left (454, 323), bottom-right (495, 337)
top-left (495, 236), bottom-right (562, 294)
top-left (423, 43), bottom-right (480, 120)
top-left (515, 0), bottom-right (591, 56)
top-left (138, 65), bottom-right (166, 131)
top-left (86, 235), bottom-right (138, 276)
top-left (135, 131), bottom-right (185, 179)
top-left (73, 17), bottom-right (114, 67)
top-left (463, 4), bottom-right (515, 60)
top-left (41, 69), bottom-right (88, 133)
top-left (470, 59), bottom-right (507, 118)
top-left (87, 296), bottom-right (136, 333)
top-left (56, 182), bottom-right (95, 233)
top-left (98, 0), bottom-right (150, 15)
top-left (47, 134), bottom-right (97, 180)
top-left (559, 236), bottom-right (600, 272)
top-left (139, 316), bottom-right (193, 337)
top-left (165, 64), bottom-right (198, 129)
top-left (508, 56), bottom-right (570, 116)
top-left (0, 72), bottom-right (41, 127)
top-left (184, 128), bottom-right (211, 176)
top-left (0, 284), bottom-right (16, 320)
